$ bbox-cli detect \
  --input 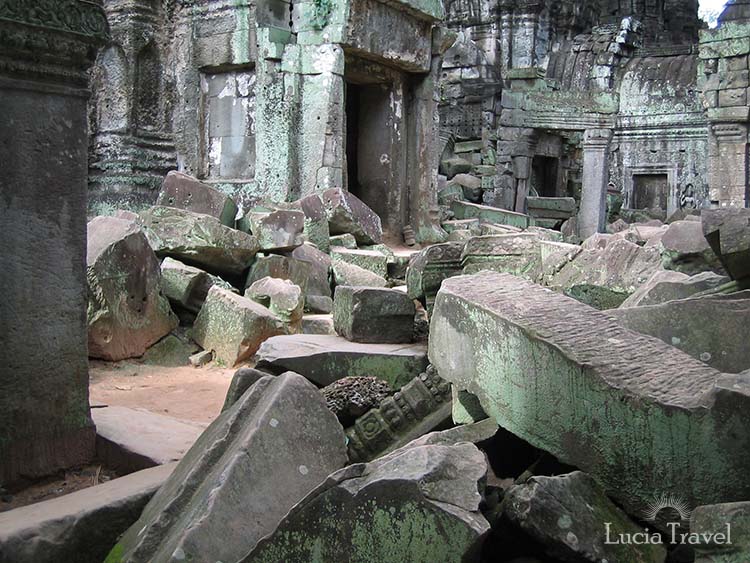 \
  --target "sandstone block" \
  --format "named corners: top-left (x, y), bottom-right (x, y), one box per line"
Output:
top-left (156, 171), bottom-right (237, 227)
top-left (245, 277), bottom-right (304, 331)
top-left (255, 334), bottom-right (428, 388)
top-left (333, 286), bottom-right (415, 343)
top-left (321, 188), bottom-right (383, 245)
top-left (87, 217), bottom-right (177, 361)
top-left (192, 286), bottom-right (286, 366)
top-left (106, 372), bottom-right (348, 563)
top-left (430, 271), bottom-right (750, 525)
top-left (140, 206), bottom-right (259, 277)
